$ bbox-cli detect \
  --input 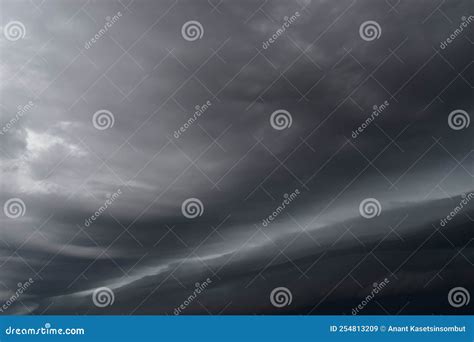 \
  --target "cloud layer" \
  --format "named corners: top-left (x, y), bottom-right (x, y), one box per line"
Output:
top-left (0, 0), bottom-right (473, 314)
